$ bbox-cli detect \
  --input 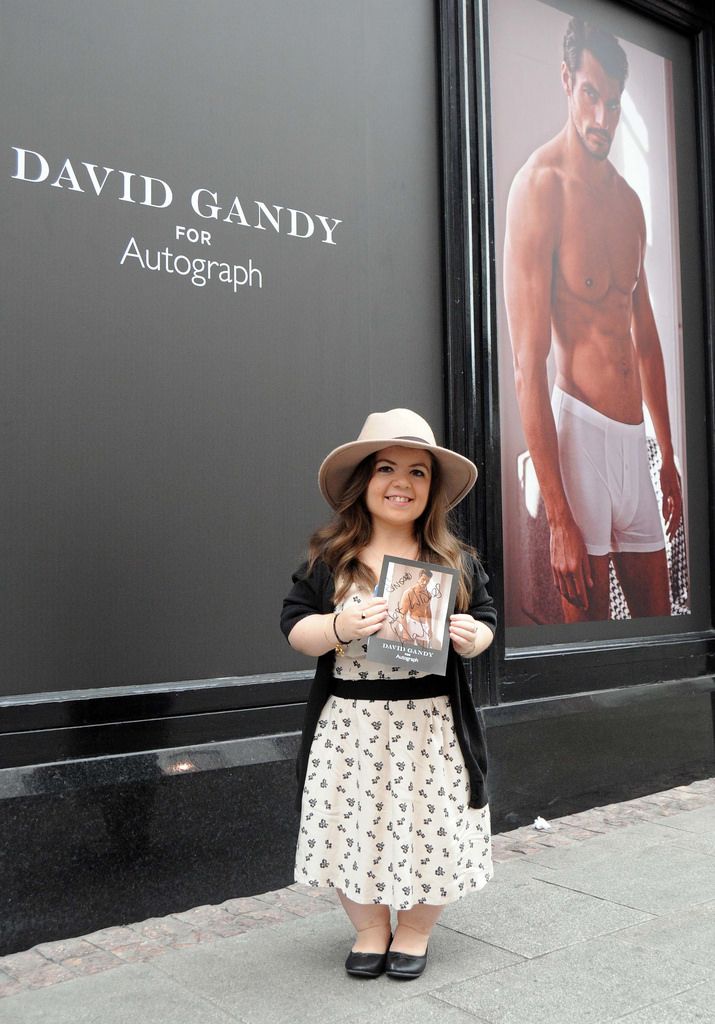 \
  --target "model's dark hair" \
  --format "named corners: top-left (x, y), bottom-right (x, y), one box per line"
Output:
top-left (307, 452), bottom-right (475, 610)
top-left (563, 18), bottom-right (628, 90)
